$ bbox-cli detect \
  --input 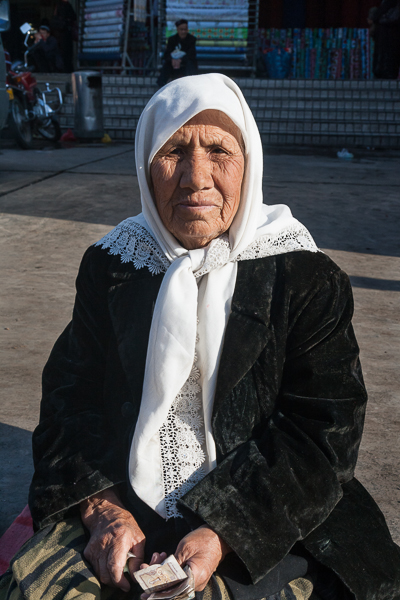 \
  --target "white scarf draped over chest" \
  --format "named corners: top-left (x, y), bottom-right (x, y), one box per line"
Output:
top-left (95, 74), bottom-right (318, 519)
